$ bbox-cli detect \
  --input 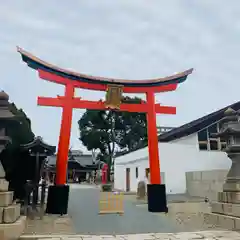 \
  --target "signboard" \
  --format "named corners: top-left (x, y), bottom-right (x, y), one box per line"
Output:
top-left (105, 85), bottom-right (123, 109)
